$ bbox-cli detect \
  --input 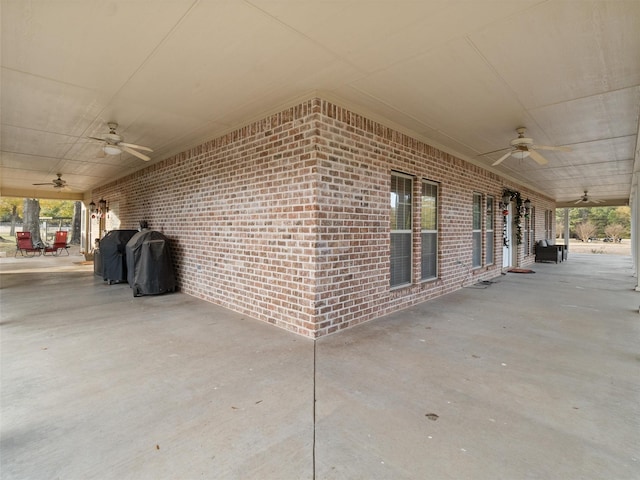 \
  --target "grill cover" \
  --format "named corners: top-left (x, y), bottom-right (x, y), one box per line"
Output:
top-left (100, 230), bottom-right (138, 284)
top-left (93, 249), bottom-right (103, 277)
top-left (125, 230), bottom-right (176, 297)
